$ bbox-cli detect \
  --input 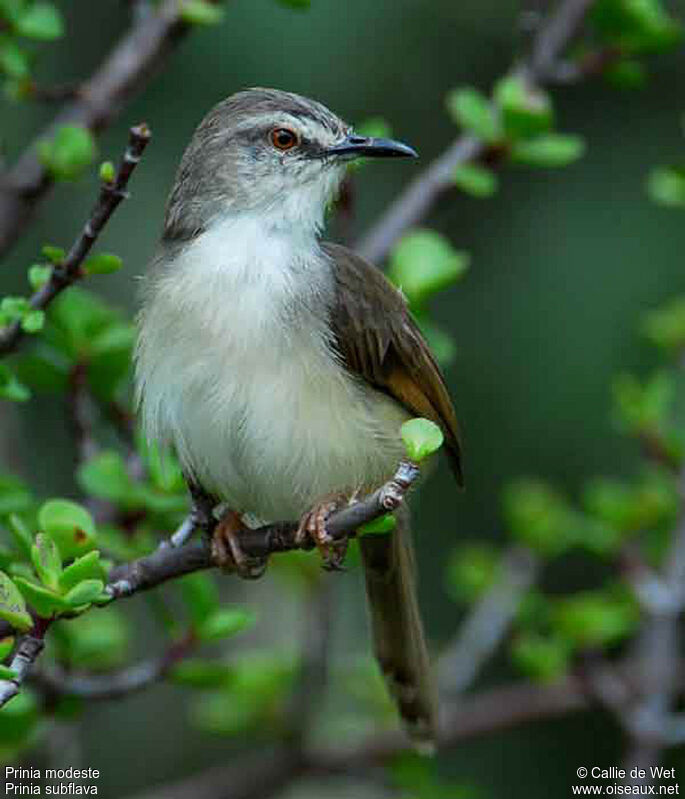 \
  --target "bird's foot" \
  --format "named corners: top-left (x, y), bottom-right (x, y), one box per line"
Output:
top-left (296, 494), bottom-right (351, 571)
top-left (211, 509), bottom-right (266, 579)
